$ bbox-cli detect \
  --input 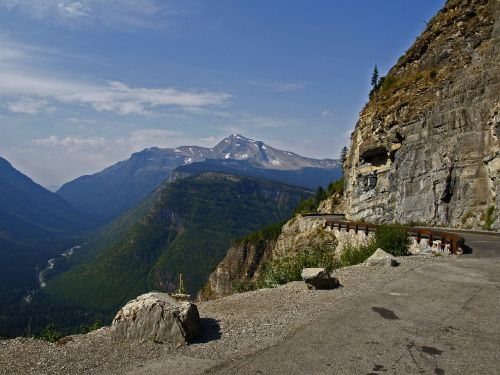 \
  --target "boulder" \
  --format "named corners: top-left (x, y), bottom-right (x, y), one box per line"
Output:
top-left (110, 292), bottom-right (200, 345)
top-left (364, 248), bottom-right (399, 267)
top-left (301, 268), bottom-right (340, 290)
